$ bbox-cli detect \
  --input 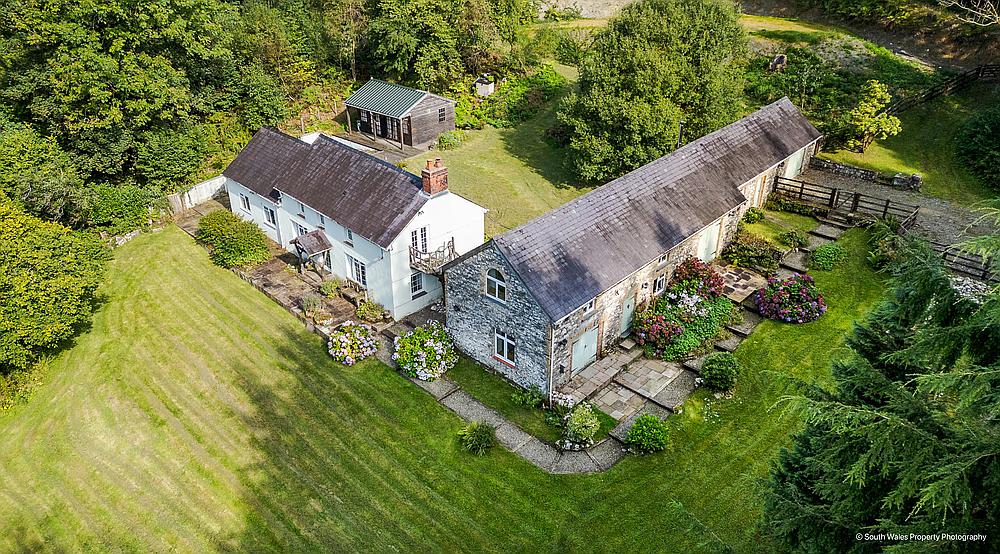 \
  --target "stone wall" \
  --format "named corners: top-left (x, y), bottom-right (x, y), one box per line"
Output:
top-left (443, 244), bottom-right (553, 392)
top-left (549, 205), bottom-right (744, 388)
